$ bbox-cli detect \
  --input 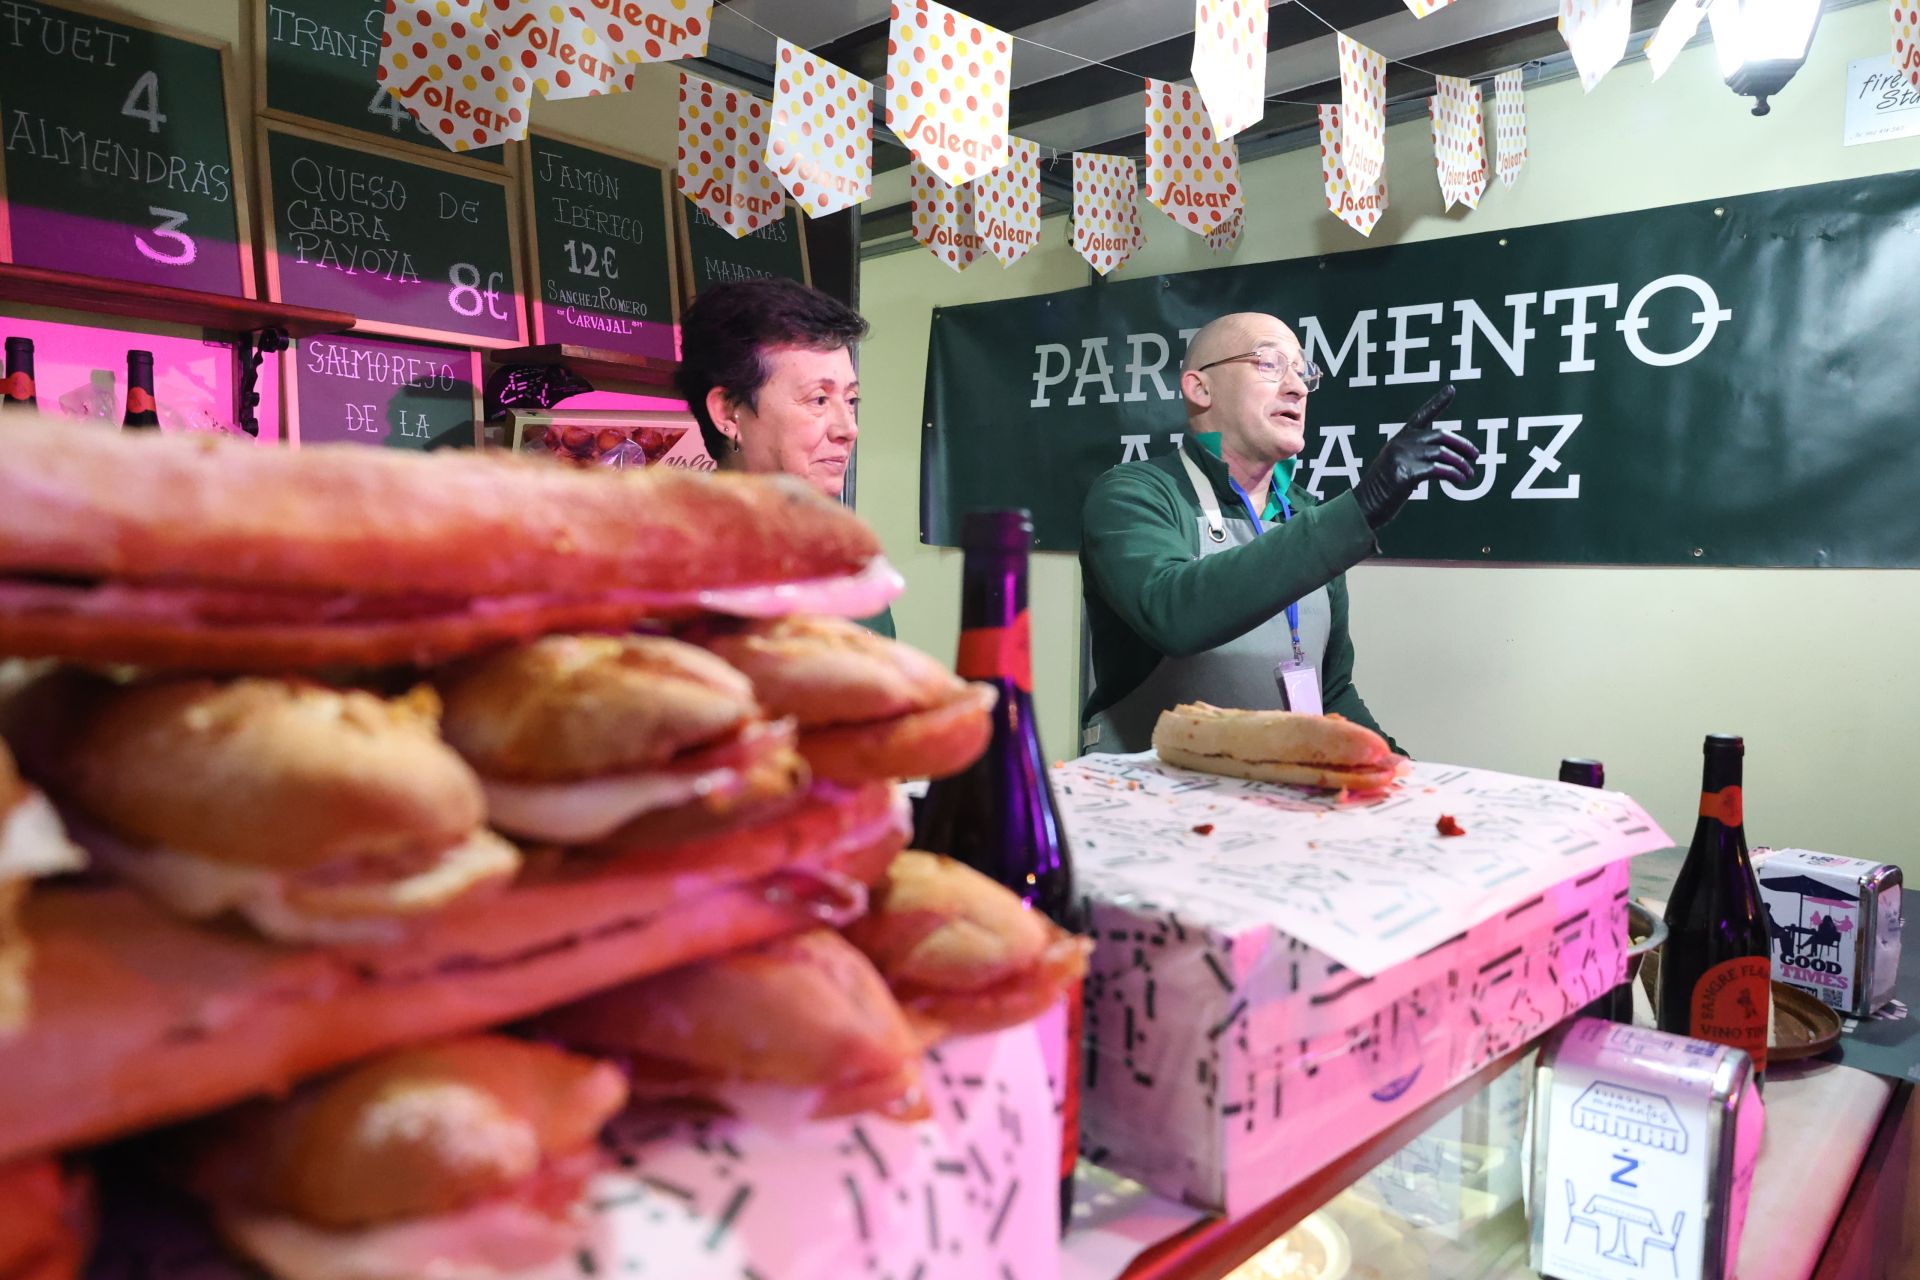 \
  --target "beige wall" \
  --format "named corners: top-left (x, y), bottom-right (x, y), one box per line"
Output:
top-left (861, 2), bottom-right (1920, 873)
